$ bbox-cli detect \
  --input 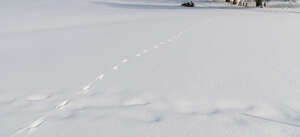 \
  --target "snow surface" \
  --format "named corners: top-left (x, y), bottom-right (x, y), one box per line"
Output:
top-left (1, 0), bottom-right (300, 137)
